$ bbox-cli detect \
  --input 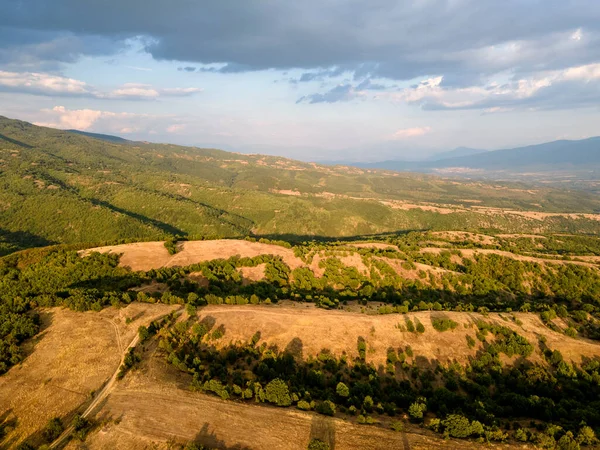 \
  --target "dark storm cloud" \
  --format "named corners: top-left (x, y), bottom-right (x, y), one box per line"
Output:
top-left (2, 0), bottom-right (600, 110)
top-left (2, 0), bottom-right (600, 78)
